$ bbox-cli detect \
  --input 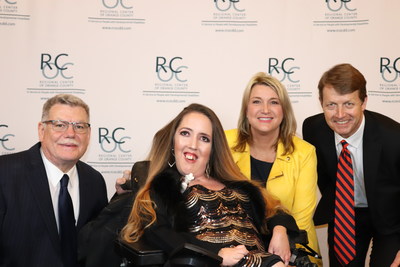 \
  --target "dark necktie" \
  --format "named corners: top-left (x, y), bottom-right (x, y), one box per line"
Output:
top-left (59, 174), bottom-right (77, 267)
top-left (334, 140), bottom-right (356, 266)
